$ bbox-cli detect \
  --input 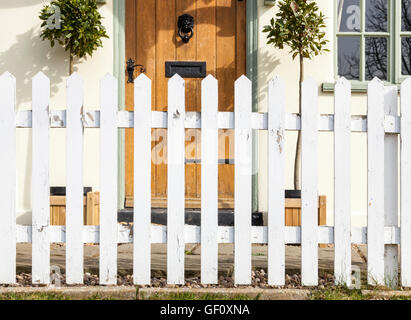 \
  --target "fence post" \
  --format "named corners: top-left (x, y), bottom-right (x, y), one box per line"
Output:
top-left (66, 73), bottom-right (84, 284)
top-left (267, 76), bottom-right (285, 286)
top-left (301, 77), bottom-right (319, 286)
top-left (167, 74), bottom-right (186, 285)
top-left (32, 72), bottom-right (50, 284)
top-left (367, 78), bottom-right (385, 286)
top-left (334, 77), bottom-right (351, 286)
top-left (401, 78), bottom-right (411, 287)
top-left (99, 74), bottom-right (118, 285)
top-left (0, 72), bottom-right (16, 284)
top-left (384, 86), bottom-right (399, 288)
top-left (201, 75), bottom-right (219, 284)
top-left (234, 75), bottom-right (252, 285)
top-left (133, 74), bottom-right (152, 285)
